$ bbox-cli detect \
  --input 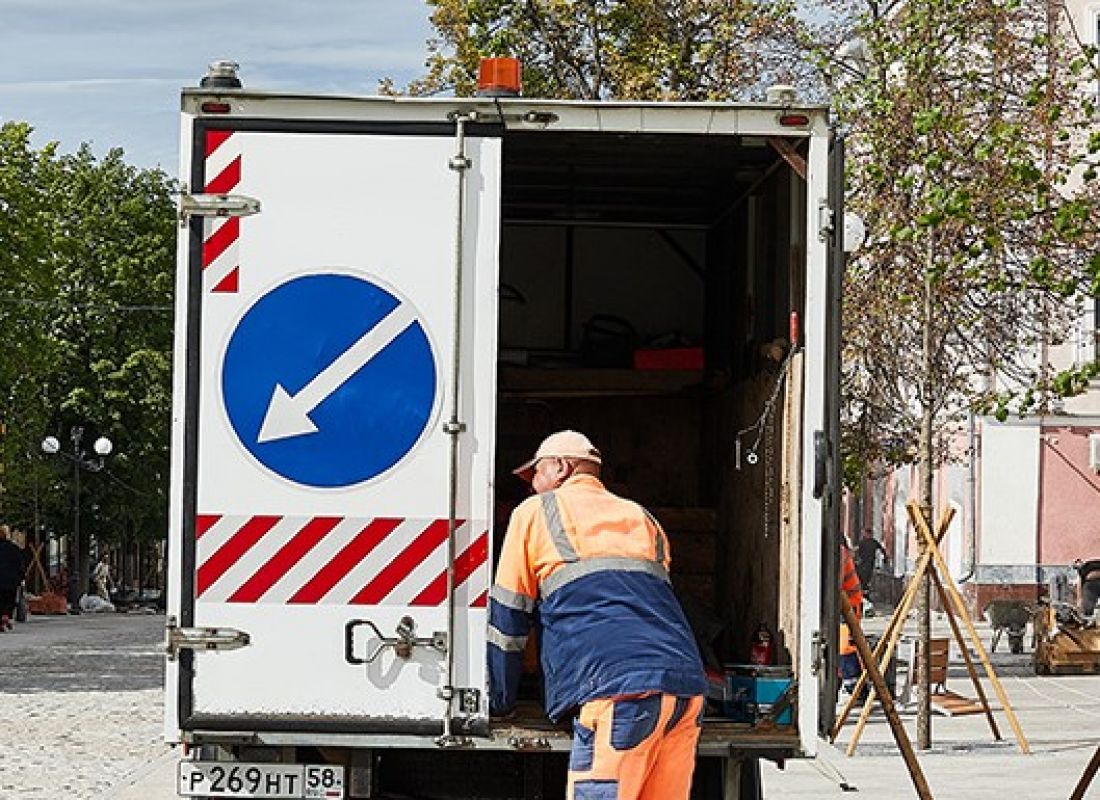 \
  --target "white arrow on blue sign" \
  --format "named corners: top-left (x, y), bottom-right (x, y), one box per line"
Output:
top-left (221, 273), bottom-right (439, 488)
